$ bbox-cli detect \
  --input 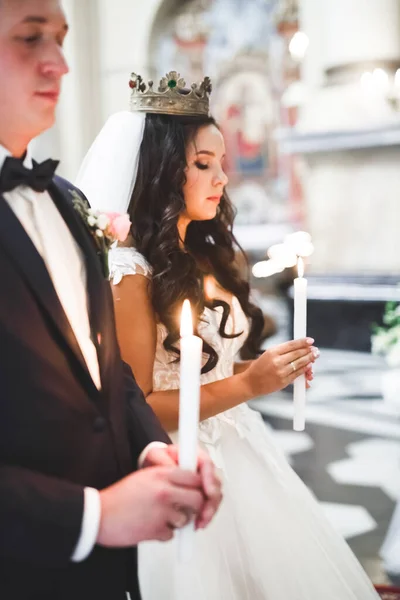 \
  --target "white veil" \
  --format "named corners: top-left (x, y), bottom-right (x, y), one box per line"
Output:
top-left (76, 111), bottom-right (146, 214)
